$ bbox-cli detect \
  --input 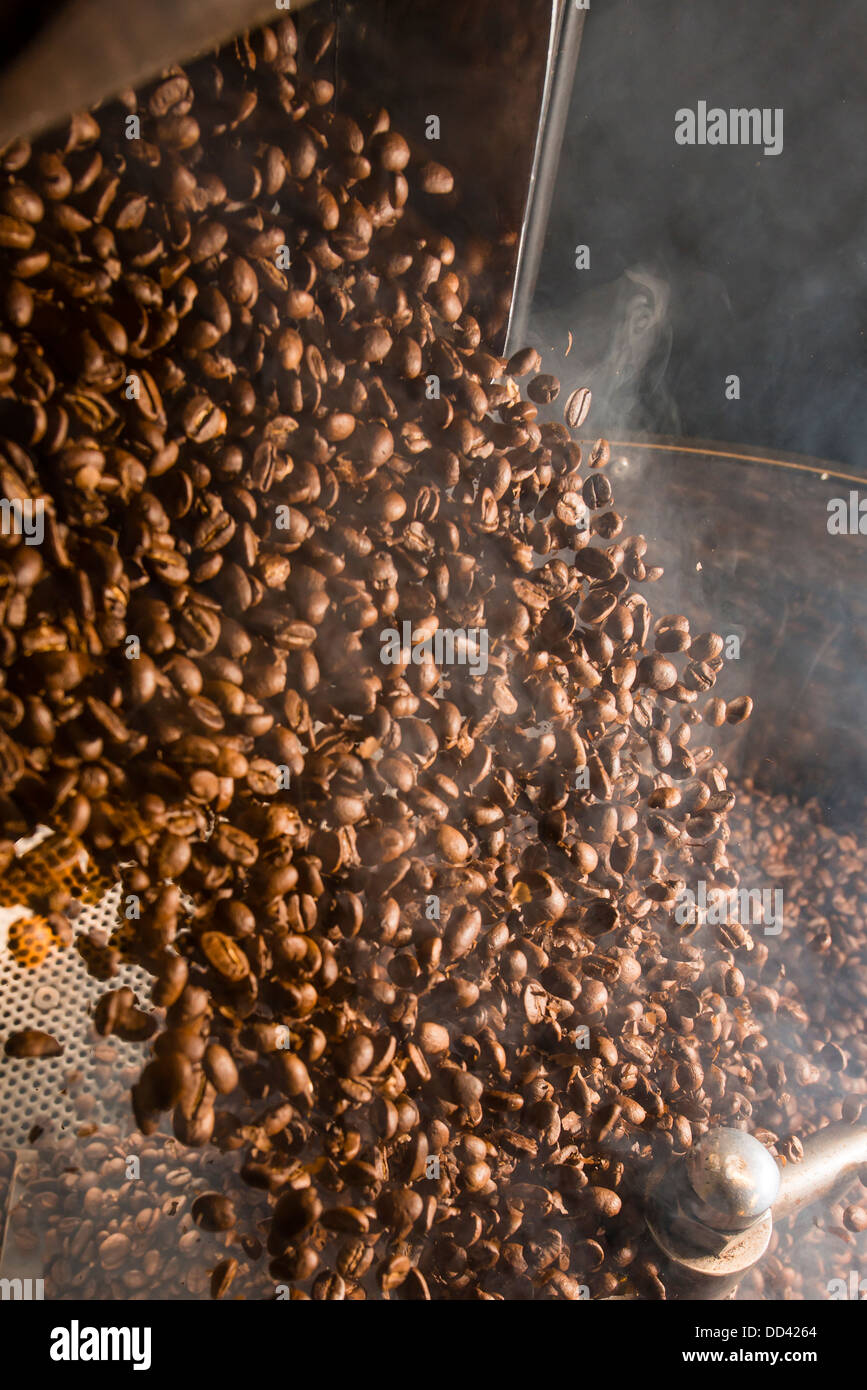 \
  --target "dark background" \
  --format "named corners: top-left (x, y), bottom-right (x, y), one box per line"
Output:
top-left (531, 0), bottom-right (867, 470)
